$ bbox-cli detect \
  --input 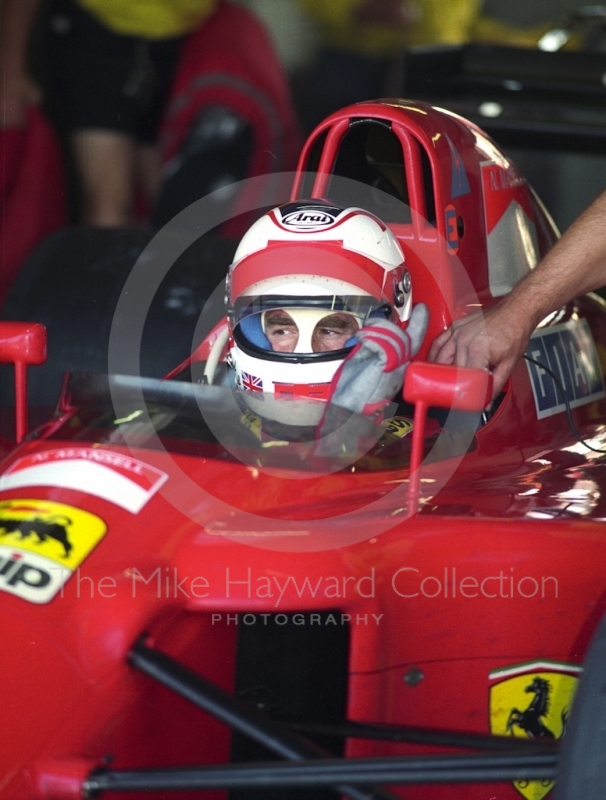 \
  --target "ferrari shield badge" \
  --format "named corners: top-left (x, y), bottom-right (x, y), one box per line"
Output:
top-left (489, 661), bottom-right (581, 800)
top-left (0, 498), bottom-right (106, 604)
